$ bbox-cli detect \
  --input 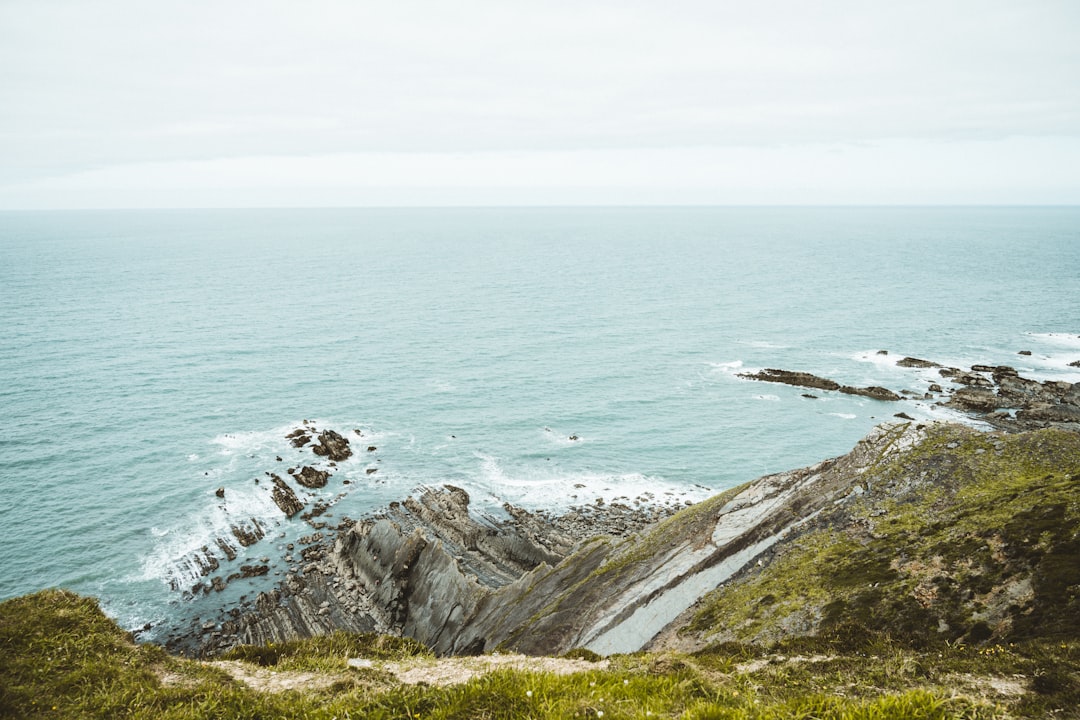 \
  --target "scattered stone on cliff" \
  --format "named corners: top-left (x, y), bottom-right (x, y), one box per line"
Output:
top-left (311, 430), bottom-right (352, 462)
top-left (270, 474), bottom-right (305, 517)
top-left (295, 466), bottom-right (331, 489)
